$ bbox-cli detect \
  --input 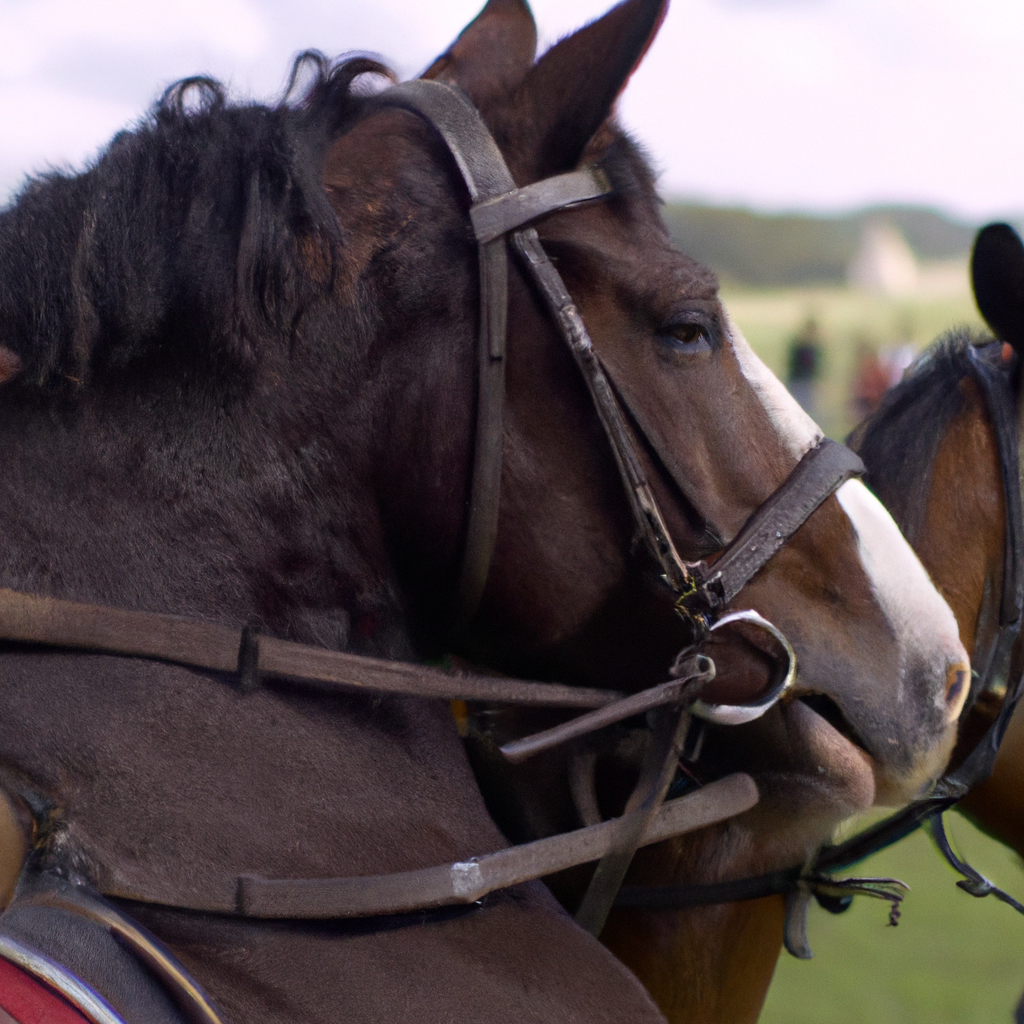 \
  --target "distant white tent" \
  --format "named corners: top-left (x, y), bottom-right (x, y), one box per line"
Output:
top-left (847, 220), bottom-right (919, 294)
